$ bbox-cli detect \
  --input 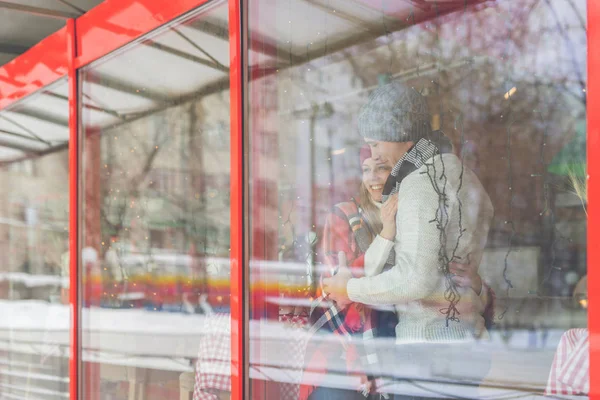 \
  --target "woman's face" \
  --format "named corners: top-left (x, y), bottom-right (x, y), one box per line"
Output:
top-left (362, 157), bottom-right (392, 202)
